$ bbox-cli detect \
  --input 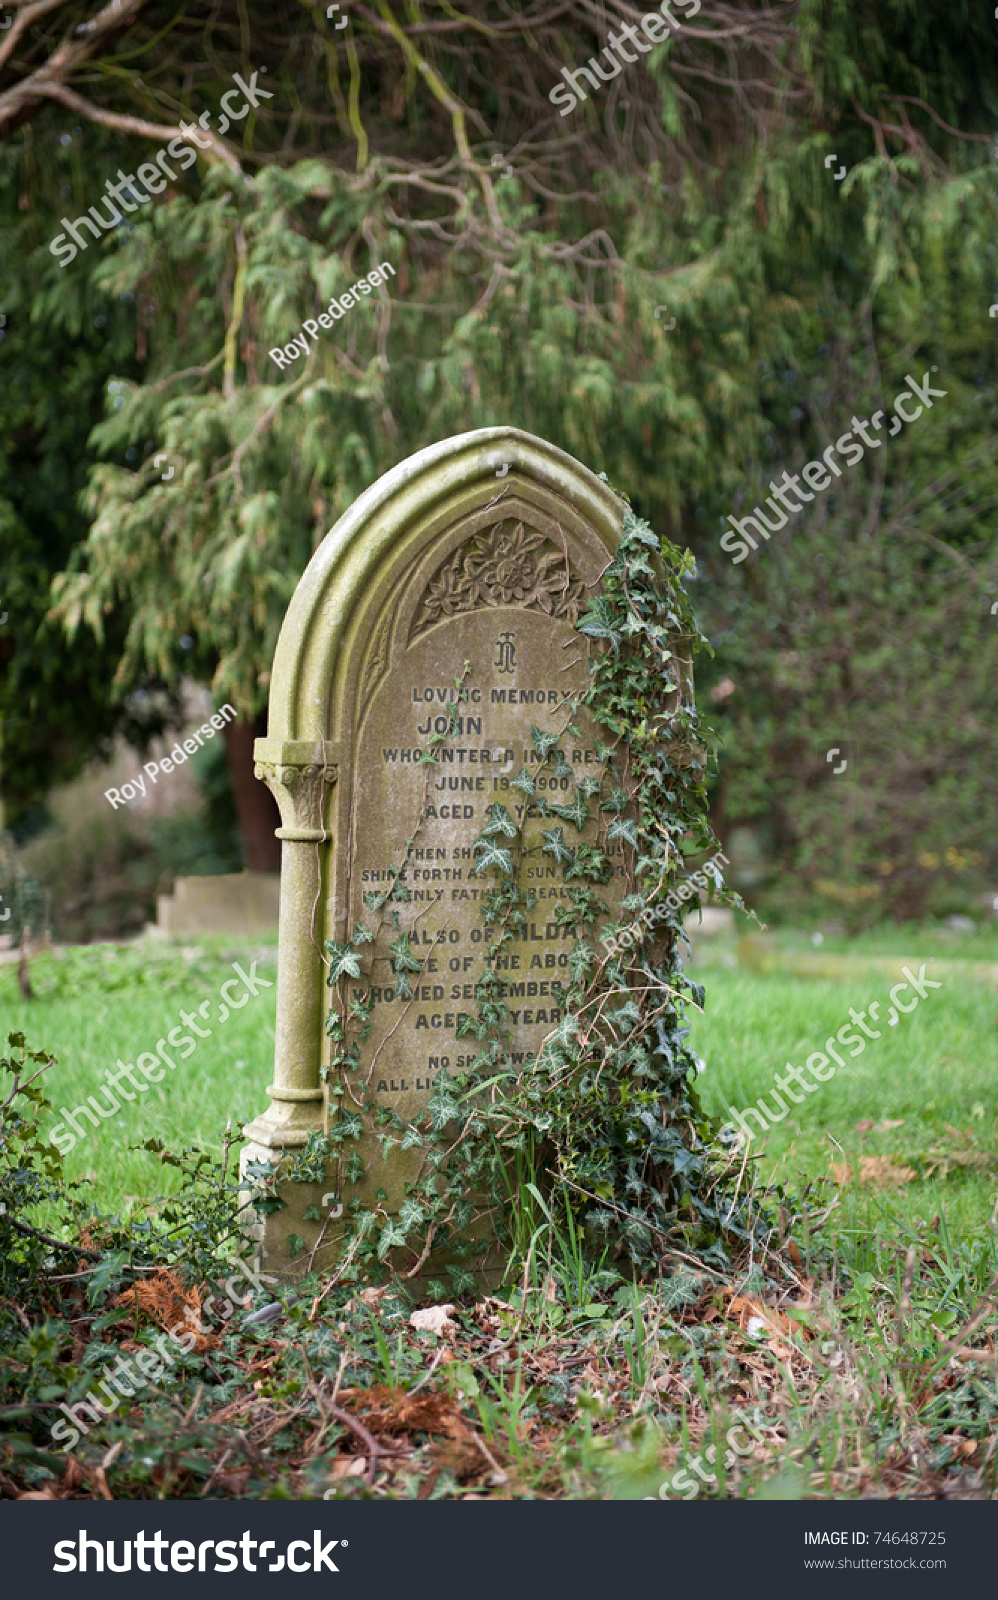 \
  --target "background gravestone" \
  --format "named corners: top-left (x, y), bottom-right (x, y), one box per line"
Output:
top-left (243, 427), bottom-right (630, 1276)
